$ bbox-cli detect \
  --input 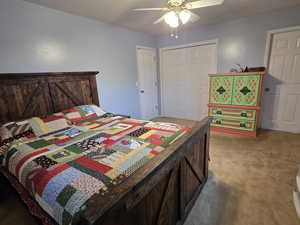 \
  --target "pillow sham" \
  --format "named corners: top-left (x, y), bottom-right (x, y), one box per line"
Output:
top-left (63, 105), bottom-right (106, 123)
top-left (0, 120), bottom-right (35, 140)
top-left (30, 113), bottom-right (71, 137)
top-left (0, 120), bottom-right (36, 156)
